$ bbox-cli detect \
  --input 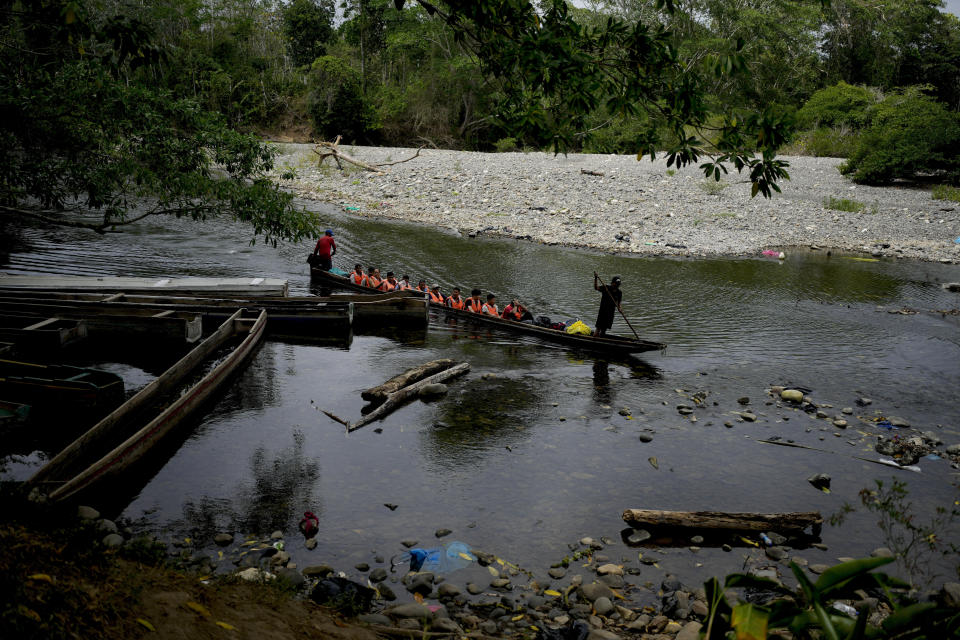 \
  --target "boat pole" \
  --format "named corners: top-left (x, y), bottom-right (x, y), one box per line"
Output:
top-left (594, 271), bottom-right (642, 341)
